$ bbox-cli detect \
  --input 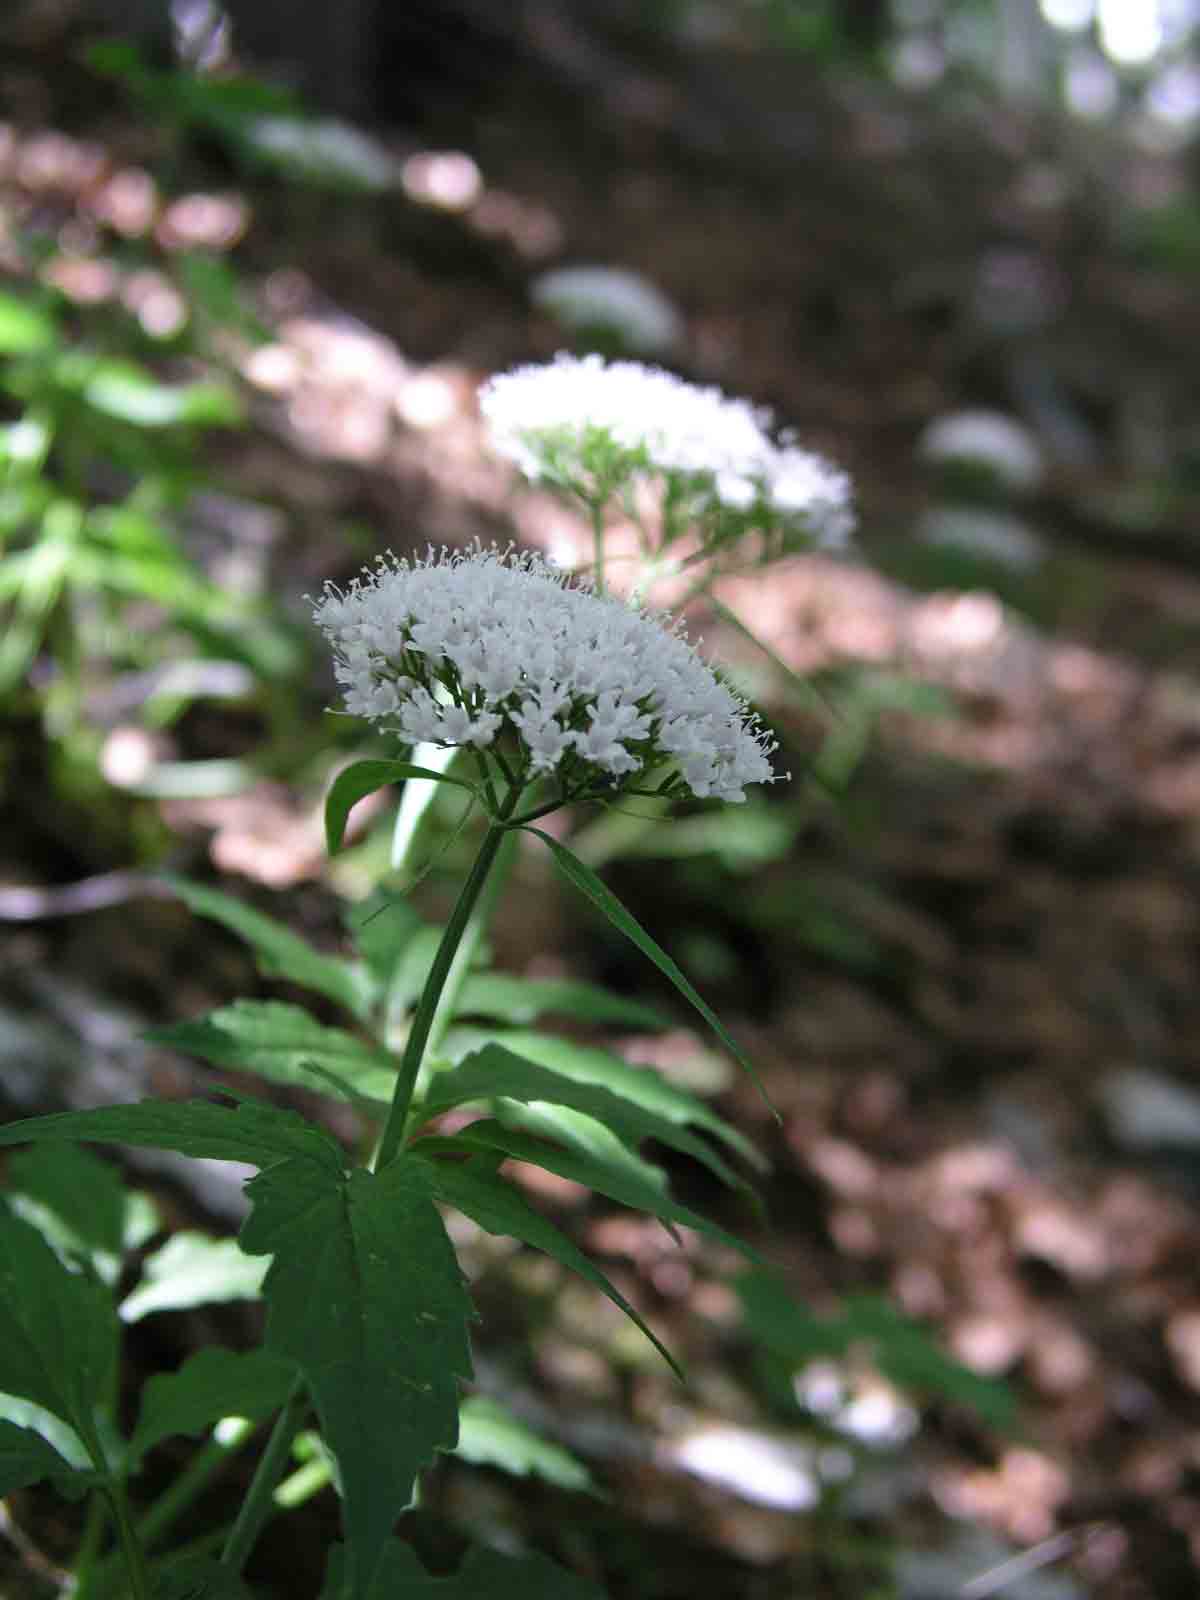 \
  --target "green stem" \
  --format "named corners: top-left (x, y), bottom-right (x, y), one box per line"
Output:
top-left (589, 497), bottom-right (607, 596)
top-left (375, 784), bottom-right (523, 1169)
top-left (101, 1482), bottom-right (150, 1600)
top-left (139, 1419), bottom-right (257, 1551)
top-left (220, 1378), bottom-right (309, 1576)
